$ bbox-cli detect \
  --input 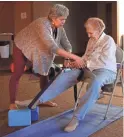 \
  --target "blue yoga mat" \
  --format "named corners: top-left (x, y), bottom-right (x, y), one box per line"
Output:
top-left (4, 103), bottom-right (123, 137)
